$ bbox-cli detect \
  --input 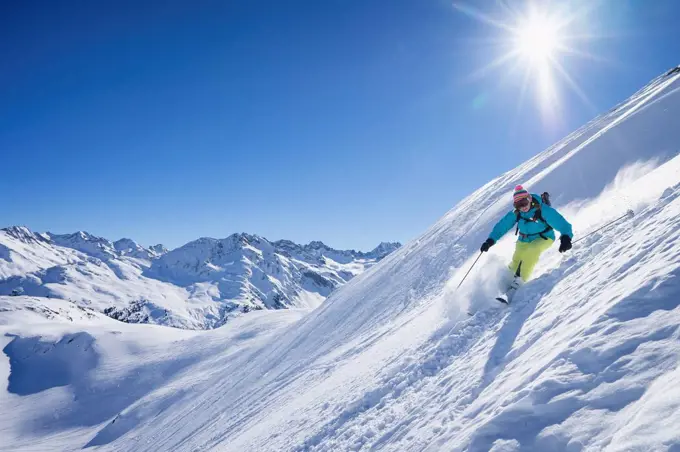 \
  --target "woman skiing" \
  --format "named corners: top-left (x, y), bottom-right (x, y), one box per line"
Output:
top-left (479, 185), bottom-right (573, 302)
